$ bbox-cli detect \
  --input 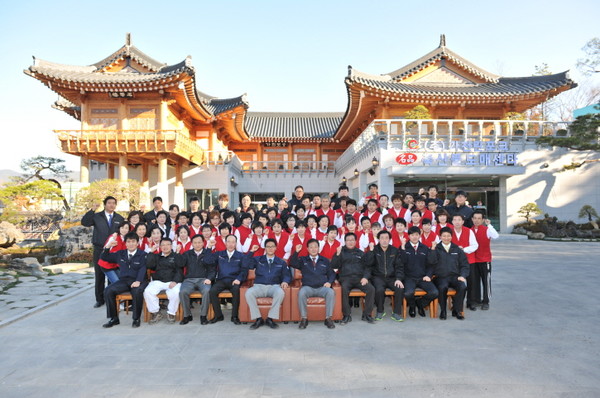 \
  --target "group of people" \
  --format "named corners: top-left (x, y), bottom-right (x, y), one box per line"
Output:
top-left (82, 183), bottom-right (498, 330)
